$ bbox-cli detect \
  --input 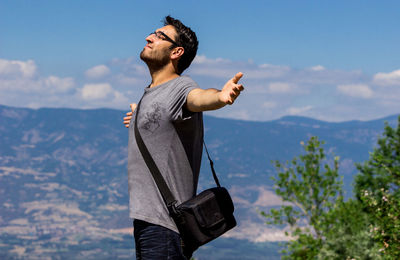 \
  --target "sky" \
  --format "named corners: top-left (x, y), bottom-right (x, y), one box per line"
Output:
top-left (1, 0), bottom-right (400, 122)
